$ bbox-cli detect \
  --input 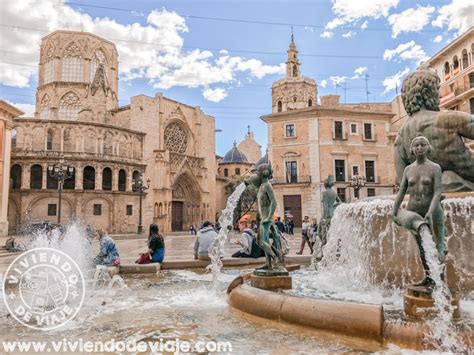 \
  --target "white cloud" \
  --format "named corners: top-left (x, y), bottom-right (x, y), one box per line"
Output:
top-left (0, 0), bottom-right (284, 102)
top-left (320, 79), bottom-right (328, 88)
top-left (383, 67), bottom-right (410, 93)
top-left (342, 30), bottom-right (355, 38)
top-left (320, 31), bottom-right (334, 38)
top-left (354, 66), bottom-right (367, 76)
top-left (329, 76), bottom-right (348, 86)
top-left (361, 20), bottom-right (369, 29)
top-left (304, 26), bottom-right (314, 33)
top-left (432, 0), bottom-right (474, 34)
top-left (202, 87), bottom-right (227, 102)
top-left (326, 0), bottom-right (399, 30)
top-left (219, 49), bottom-right (229, 55)
top-left (388, 5), bottom-right (435, 38)
top-left (383, 41), bottom-right (428, 64)
top-left (433, 35), bottom-right (443, 43)
top-left (9, 102), bottom-right (35, 117)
